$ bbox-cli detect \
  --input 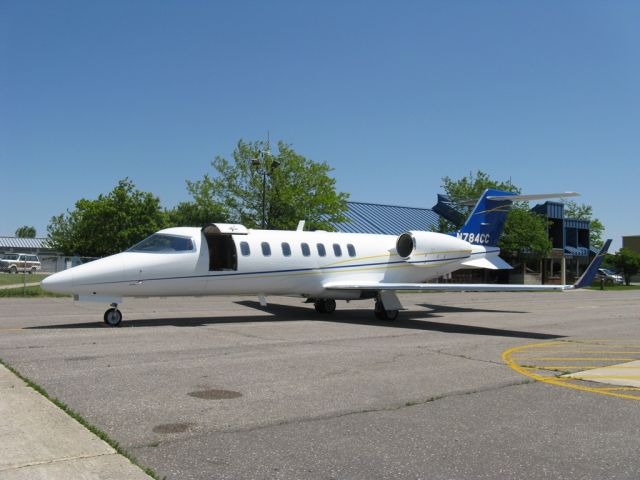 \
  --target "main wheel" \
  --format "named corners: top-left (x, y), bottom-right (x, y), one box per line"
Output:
top-left (314, 299), bottom-right (337, 314)
top-left (103, 308), bottom-right (123, 326)
top-left (374, 301), bottom-right (399, 321)
top-left (323, 299), bottom-right (336, 313)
